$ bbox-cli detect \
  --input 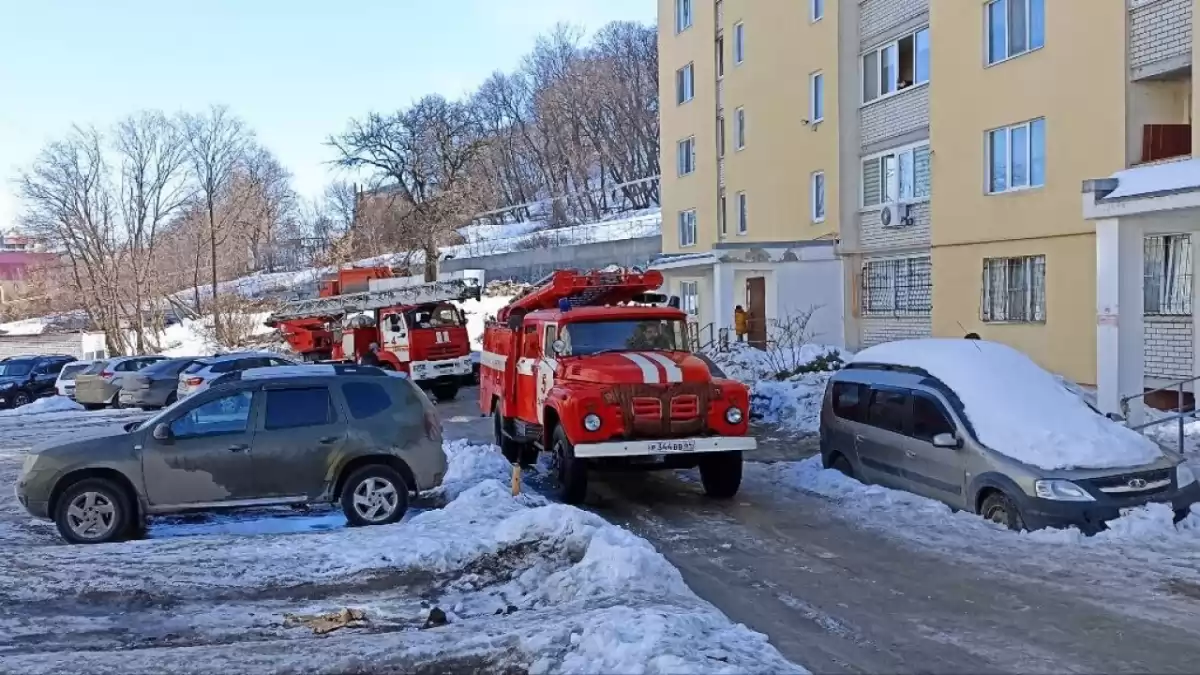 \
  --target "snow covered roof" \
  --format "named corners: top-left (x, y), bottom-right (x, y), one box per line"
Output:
top-left (649, 252), bottom-right (719, 270)
top-left (1095, 158), bottom-right (1200, 201)
top-left (849, 339), bottom-right (1163, 471)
